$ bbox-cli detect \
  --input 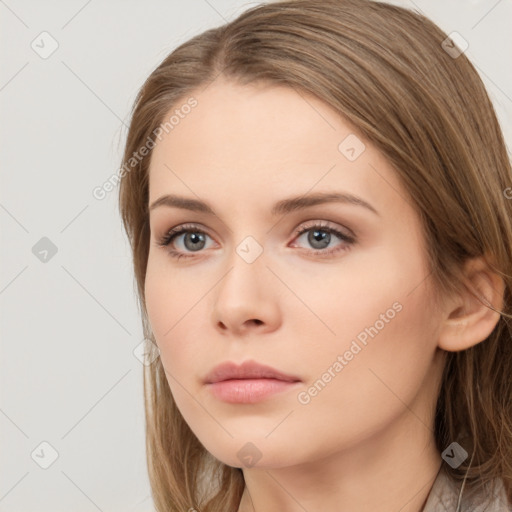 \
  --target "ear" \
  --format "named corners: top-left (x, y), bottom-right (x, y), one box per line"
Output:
top-left (437, 256), bottom-right (505, 352)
